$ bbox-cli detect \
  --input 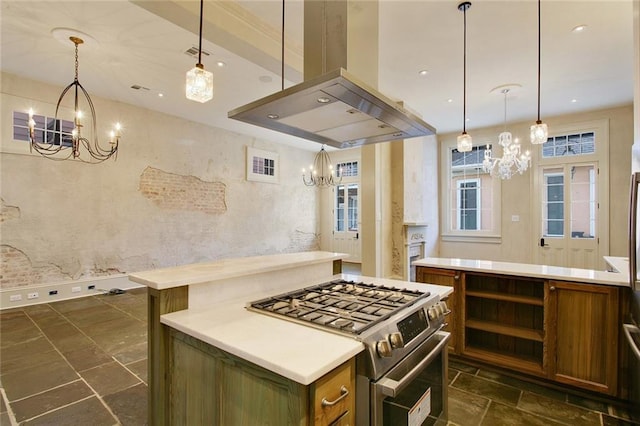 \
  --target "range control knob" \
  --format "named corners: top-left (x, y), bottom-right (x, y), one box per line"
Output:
top-left (389, 332), bottom-right (405, 349)
top-left (439, 301), bottom-right (450, 315)
top-left (376, 339), bottom-right (392, 358)
top-left (427, 306), bottom-right (438, 321)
